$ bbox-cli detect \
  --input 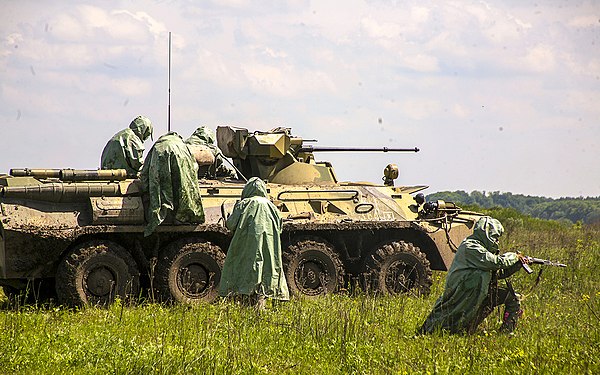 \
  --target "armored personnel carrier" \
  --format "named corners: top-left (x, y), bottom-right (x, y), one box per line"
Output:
top-left (0, 126), bottom-right (482, 306)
